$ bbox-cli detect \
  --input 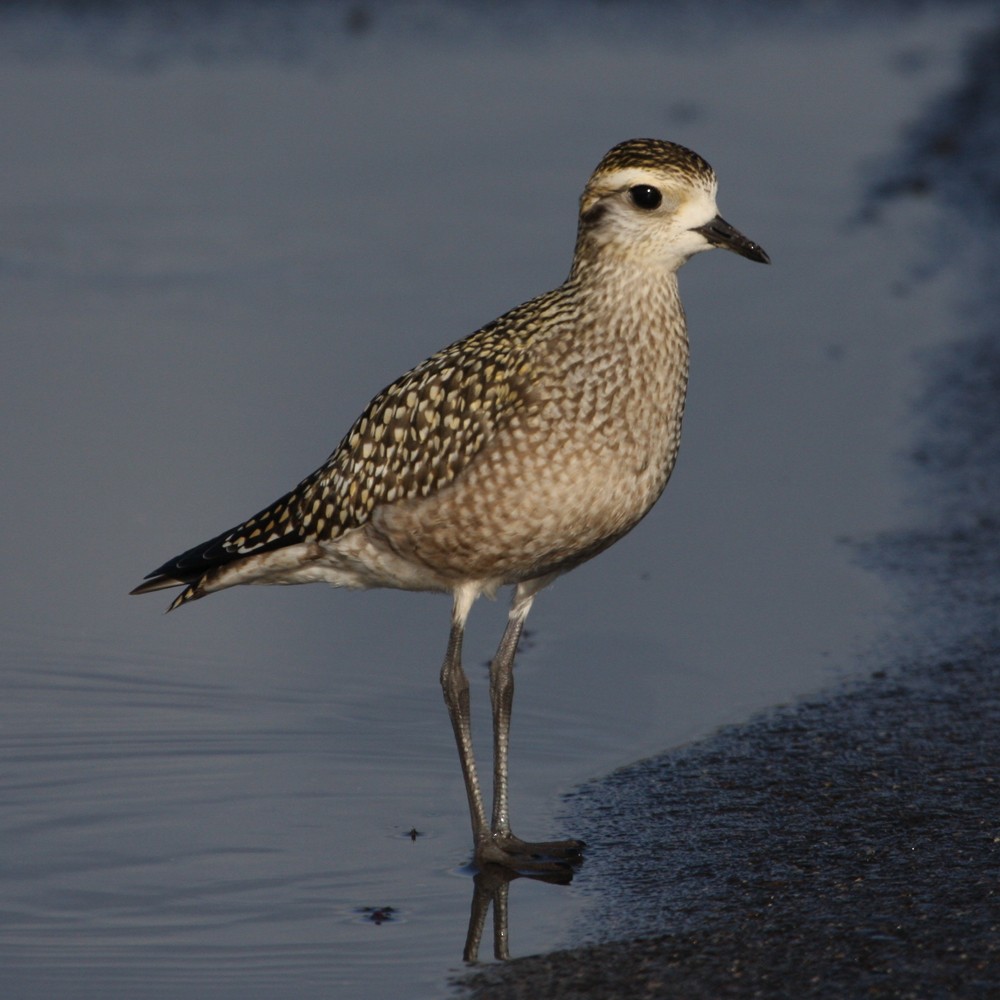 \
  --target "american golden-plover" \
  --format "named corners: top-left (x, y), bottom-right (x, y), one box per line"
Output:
top-left (133, 138), bottom-right (769, 869)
